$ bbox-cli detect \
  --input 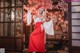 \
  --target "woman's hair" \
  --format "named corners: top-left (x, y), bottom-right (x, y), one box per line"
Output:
top-left (38, 8), bottom-right (44, 15)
